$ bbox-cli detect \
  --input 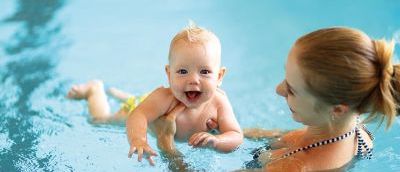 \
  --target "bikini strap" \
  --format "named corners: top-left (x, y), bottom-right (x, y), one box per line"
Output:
top-left (361, 124), bottom-right (375, 141)
top-left (355, 127), bottom-right (373, 159)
